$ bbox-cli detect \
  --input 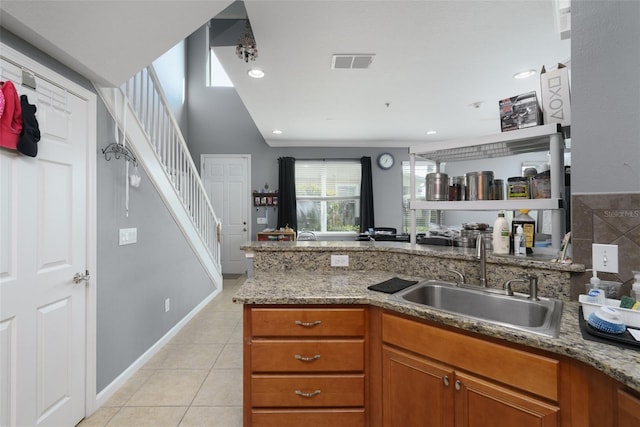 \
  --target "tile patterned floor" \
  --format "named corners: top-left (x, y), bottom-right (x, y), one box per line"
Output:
top-left (78, 276), bottom-right (245, 427)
